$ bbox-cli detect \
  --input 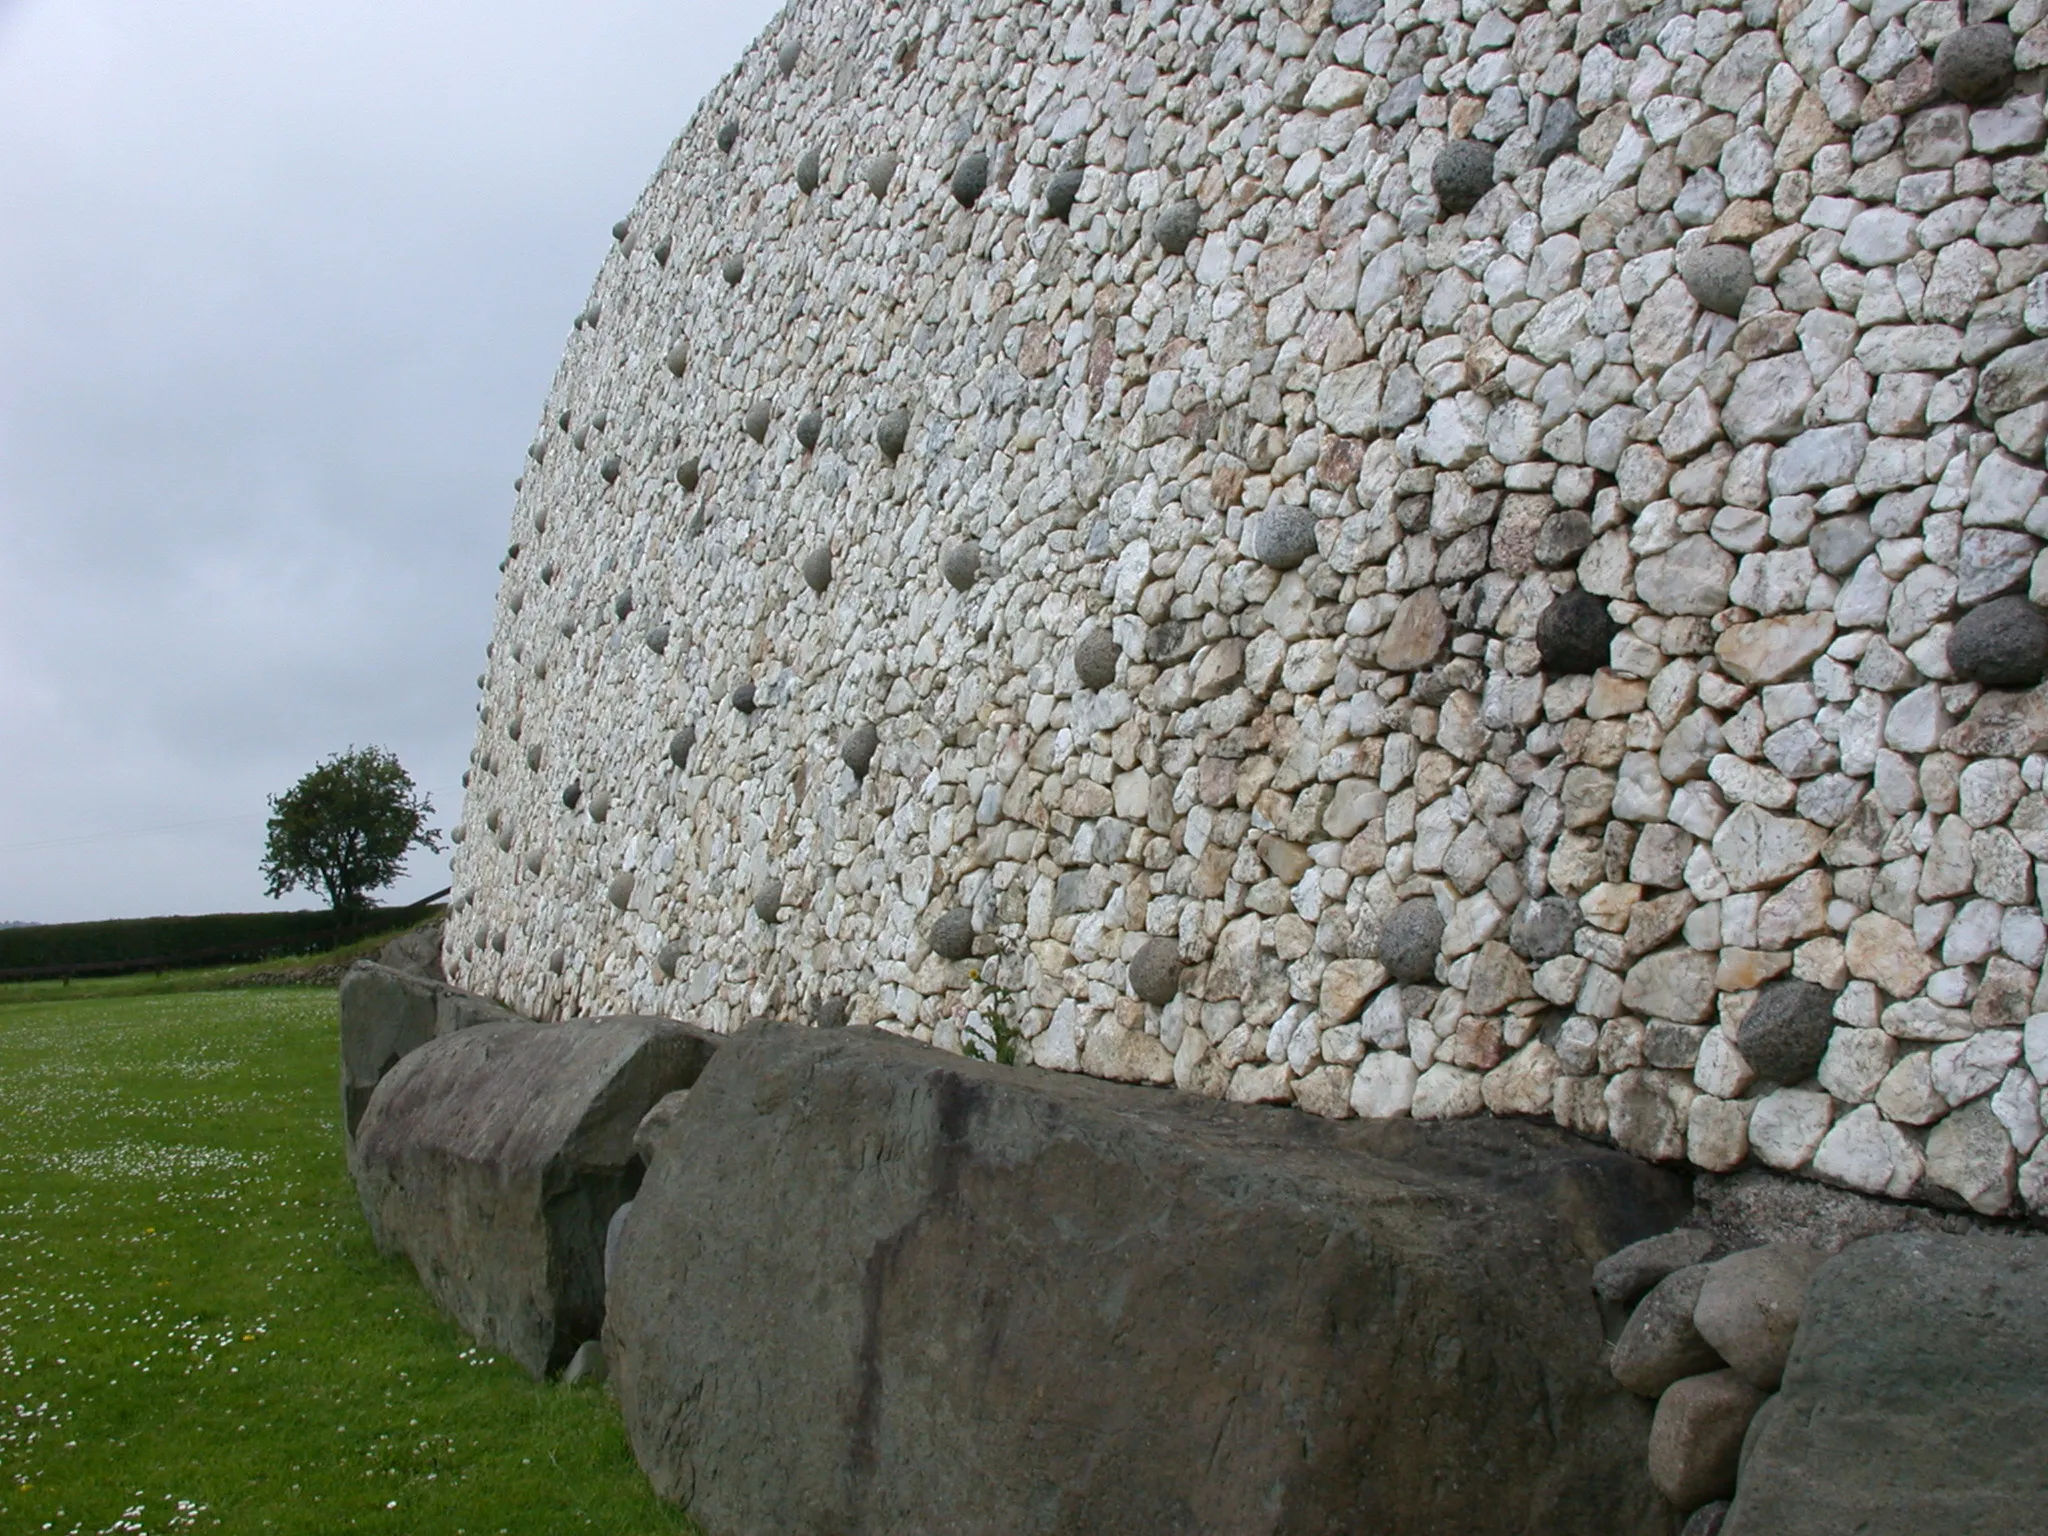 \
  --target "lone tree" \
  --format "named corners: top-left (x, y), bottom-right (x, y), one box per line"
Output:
top-left (261, 746), bottom-right (443, 913)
